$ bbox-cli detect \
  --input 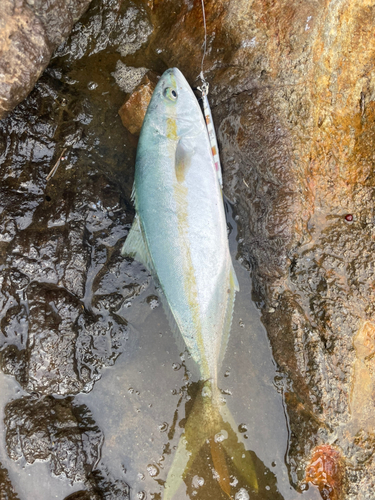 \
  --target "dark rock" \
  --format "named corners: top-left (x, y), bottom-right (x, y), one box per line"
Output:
top-left (5, 395), bottom-right (131, 497)
top-left (64, 493), bottom-right (94, 500)
top-left (5, 396), bottom-right (102, 482)
top-left (0, 462), bottom-right (21, 500)
top-left (53, 0), bottom-right (152, 64)
top-left (86, 467), bottom-right (130, 500)
top-left (0, 0), bottom-right (92, 120)
top-left (0, 71), bottom-right (149, 397)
